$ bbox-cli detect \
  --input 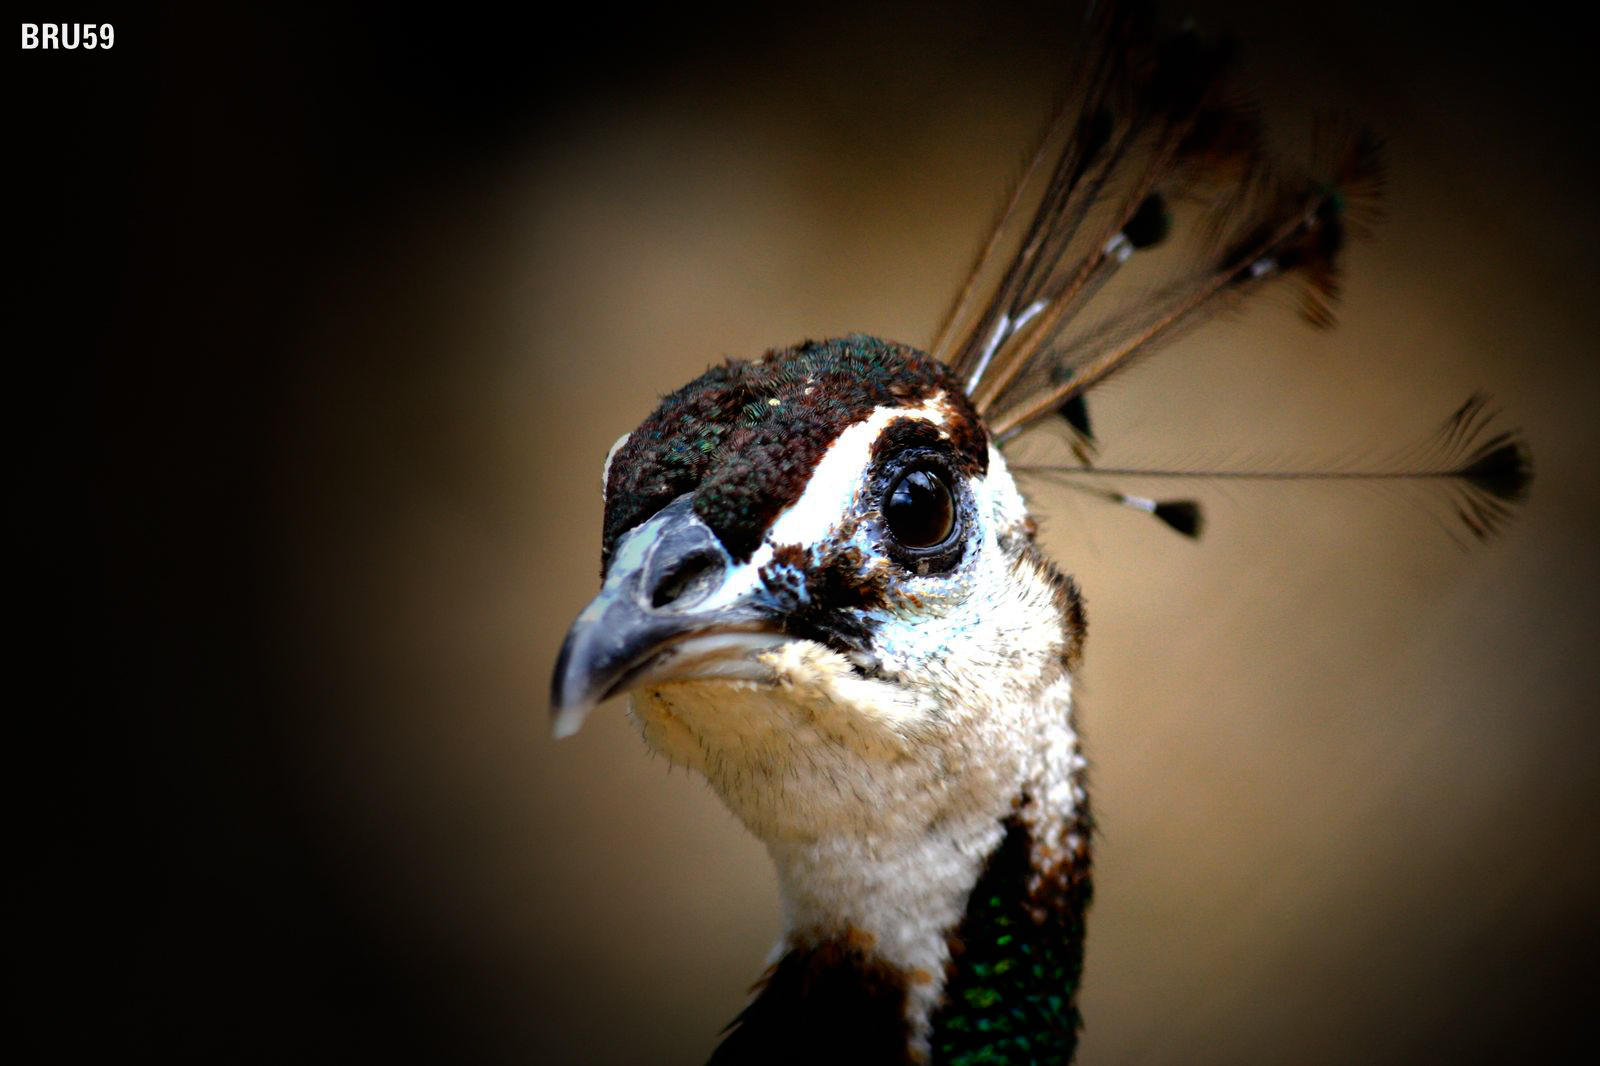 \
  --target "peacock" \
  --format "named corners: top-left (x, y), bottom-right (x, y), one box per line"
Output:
top-left (550, 5), bottom-right (1531, 1063)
